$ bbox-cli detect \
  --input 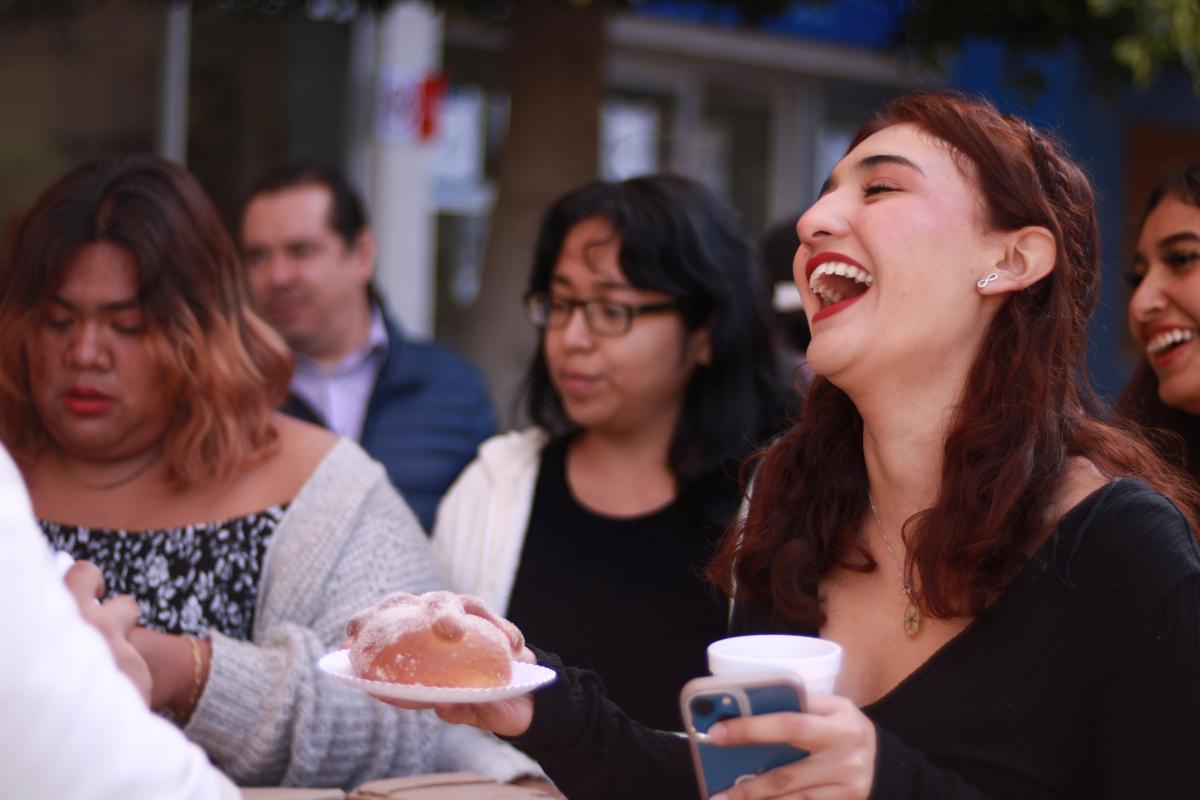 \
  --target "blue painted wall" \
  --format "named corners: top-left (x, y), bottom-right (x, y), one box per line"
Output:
top-left (945, 42), bottom-right (1133, 398)
top-left (640, 0), bottom-right (904, 48)
top-left (943, 47), bottom-right (1200, 399)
